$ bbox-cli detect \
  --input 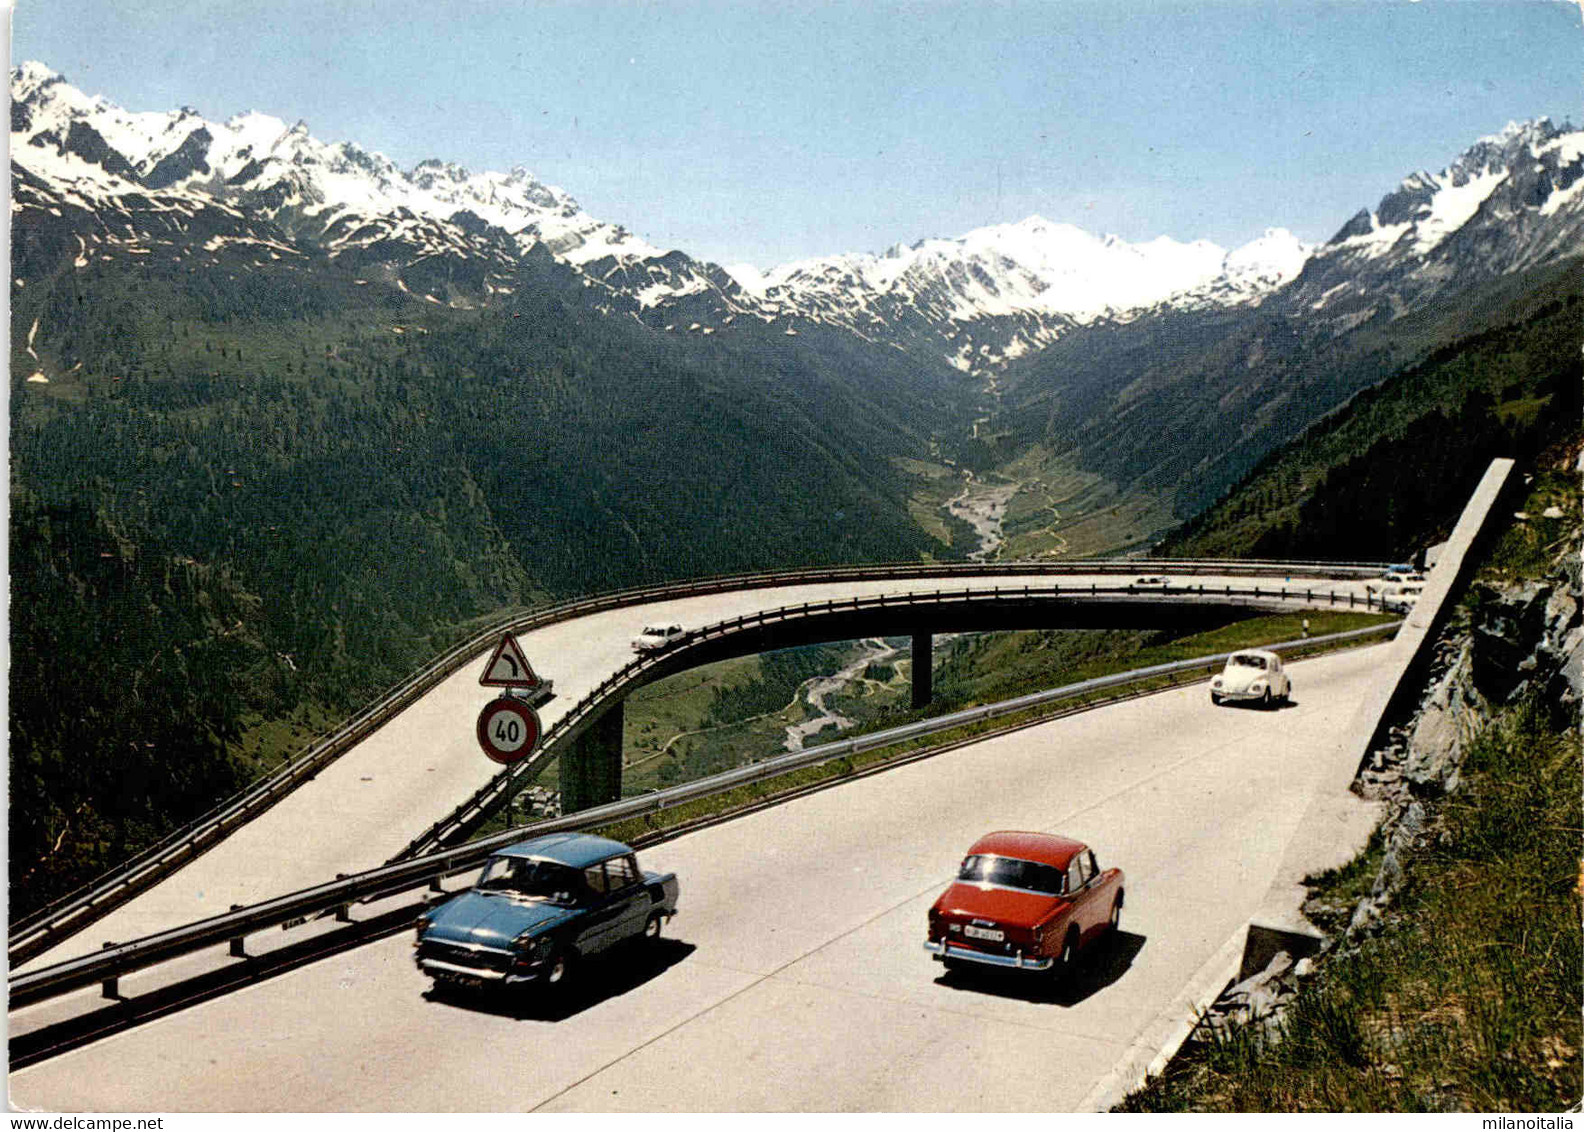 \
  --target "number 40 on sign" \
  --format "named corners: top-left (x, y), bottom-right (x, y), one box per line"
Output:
top-left (475, 696), bottom-right (541, 765)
